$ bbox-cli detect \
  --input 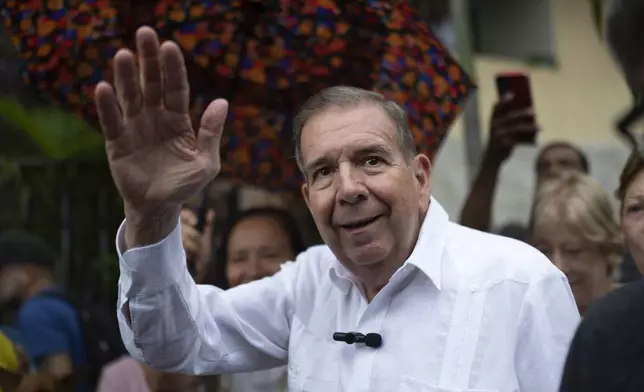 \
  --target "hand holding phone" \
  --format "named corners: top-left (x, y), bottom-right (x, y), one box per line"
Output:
top-left (493, 72), bottom-right (538, 145)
